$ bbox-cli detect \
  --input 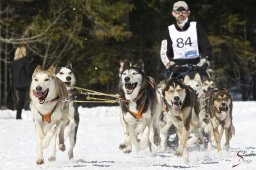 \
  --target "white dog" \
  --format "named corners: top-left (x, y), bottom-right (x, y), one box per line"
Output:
top-left (30, 65), bottom-right (69, 165)
top-left (55, 64), bottom-right (80, 159)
